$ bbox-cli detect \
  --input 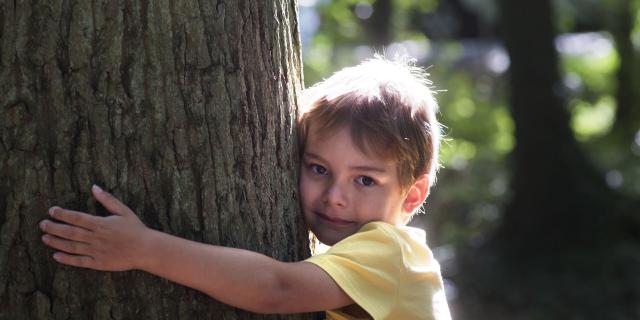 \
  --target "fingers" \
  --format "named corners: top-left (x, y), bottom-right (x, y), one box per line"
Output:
top-left (40, 219), bottom-right (93, 242)
top-left (49, 206), bottom-right (98, 230)
top-left (51, 252), bottom-right (96, 270)
top-left (91, 185), bottom-right (133, 216)
top-left (42, 234), bottom-right (90, 256)
top-left (42, 233), bottom-right (102, 270)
